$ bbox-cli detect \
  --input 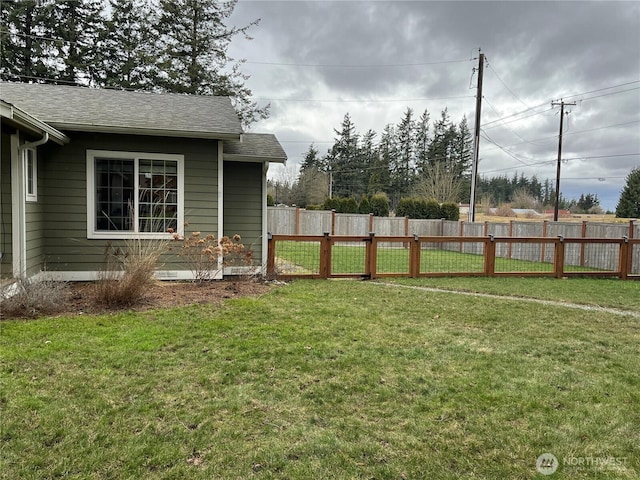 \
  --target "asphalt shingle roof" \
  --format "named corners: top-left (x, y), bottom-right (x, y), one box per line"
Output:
top-left (224, 133), bottom-right (287, 163)
top-left (0, 82), bottom-right (243, 139)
